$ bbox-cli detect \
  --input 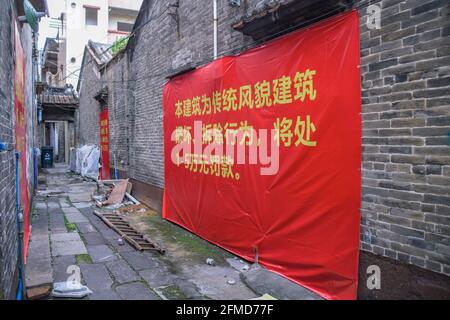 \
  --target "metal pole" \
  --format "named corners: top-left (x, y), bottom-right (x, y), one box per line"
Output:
top-left (213, 0), bottom-right (218, 60)
top-left (15, 152), bottom-right (24, 300)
